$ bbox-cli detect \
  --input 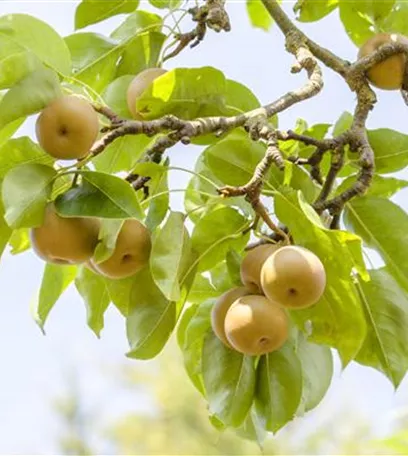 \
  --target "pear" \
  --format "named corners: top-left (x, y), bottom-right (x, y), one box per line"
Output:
top-left (225, 295), bottom-right (288, 356)
top-left (36, 95), bottom-right (99, 160)
top-left (91, 219), bottom-right (151, 279)
top-left (30, 203), bottom-right (100, 265)
top-left (211, 287), bottom-right (250, 348)
top-left (358, 33), bottom-right (407, 90)
top-left (126, 67), bottom-right (167, 119)
top-left (240, 244), bottom-right (280, 293)
top-left (261, 245), bottom-right (326, 309)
